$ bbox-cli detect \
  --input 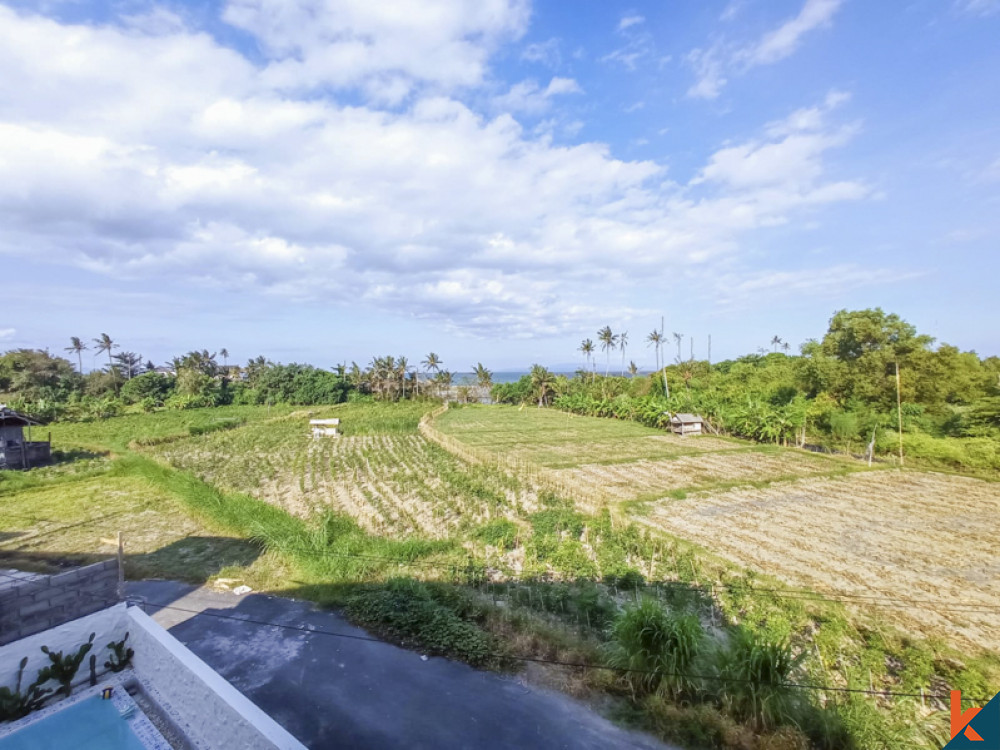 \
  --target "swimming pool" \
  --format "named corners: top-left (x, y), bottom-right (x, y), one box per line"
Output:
top-left (0, 691), bottom-right (167, 750)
